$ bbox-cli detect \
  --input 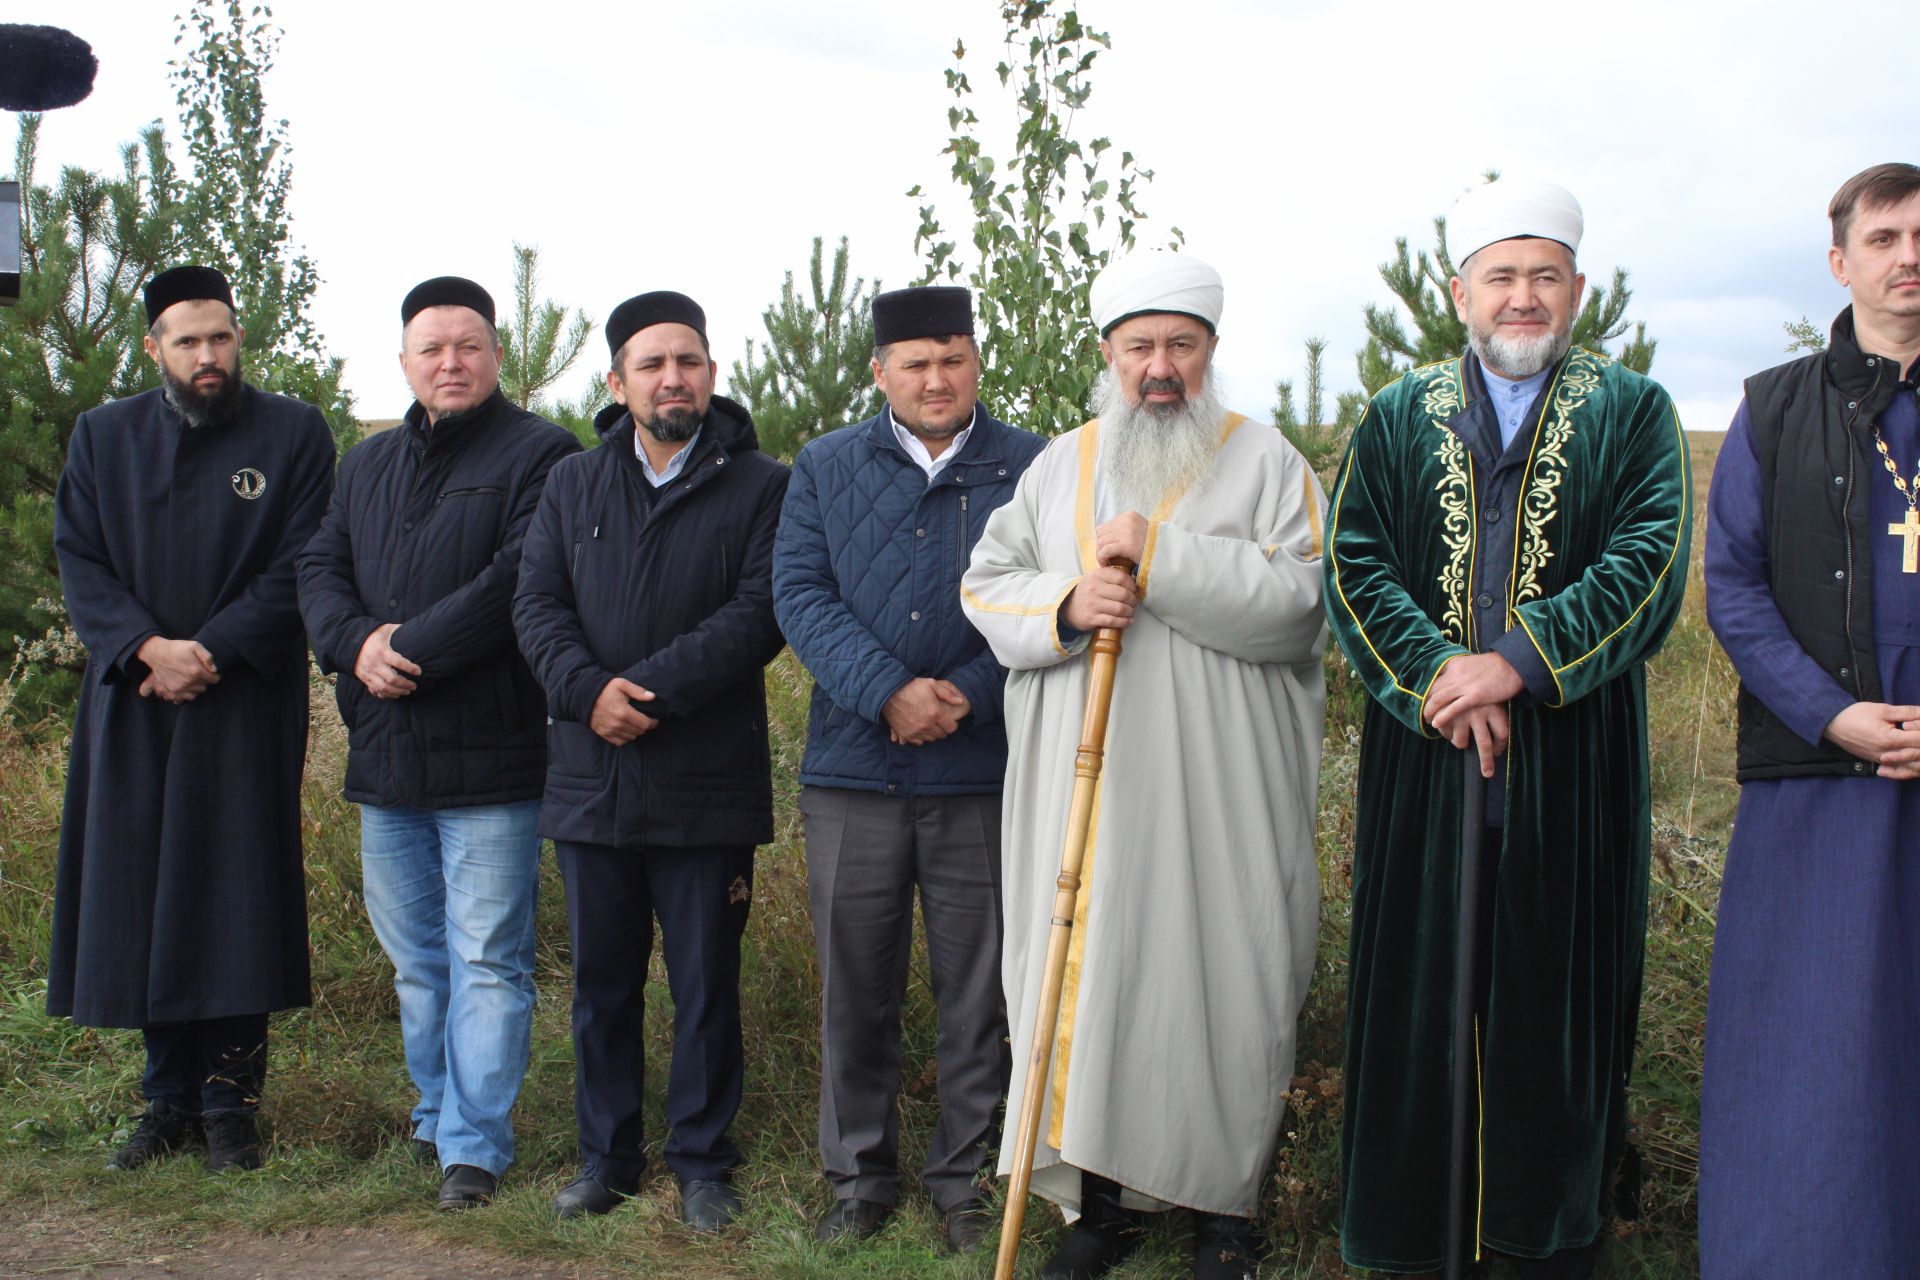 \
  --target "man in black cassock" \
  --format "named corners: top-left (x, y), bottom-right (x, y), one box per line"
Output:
top-left (48, 265), bottom-right (337, 1173)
